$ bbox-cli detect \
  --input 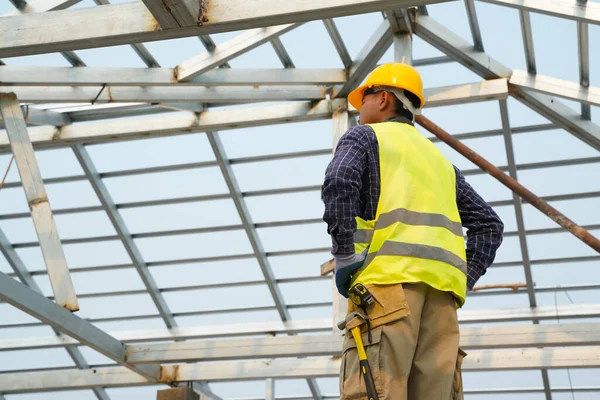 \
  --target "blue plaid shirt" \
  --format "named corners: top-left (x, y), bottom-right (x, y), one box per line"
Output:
top-left (321, 117), bottom-right (504, 289)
